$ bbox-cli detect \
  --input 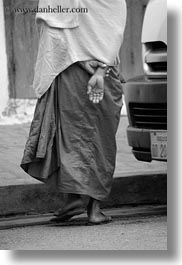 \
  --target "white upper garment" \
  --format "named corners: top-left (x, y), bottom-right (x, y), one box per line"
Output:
top-left (33, 0), bottom-right (127, 98)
